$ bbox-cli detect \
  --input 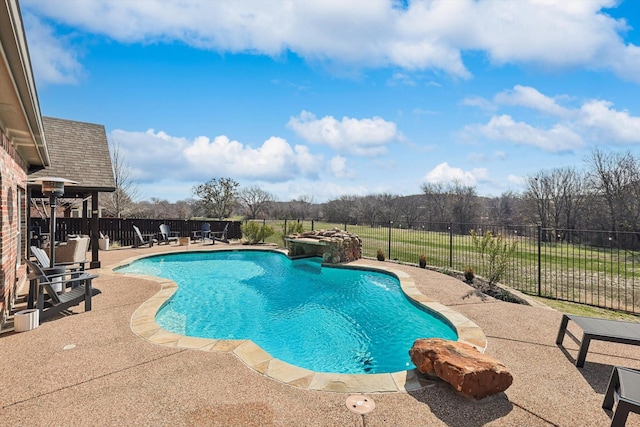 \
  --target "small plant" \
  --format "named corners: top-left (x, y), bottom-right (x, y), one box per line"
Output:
top-left (470, 230), bottom-right (517, 288)
top-left (376, 248), bottom-right (386, 261)
top-left (419, 254), bottom-right (427, 268)
top-left (241, 221), bottom-right (275, 244)
top-left (464, 266), bottom-right (475, 283)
